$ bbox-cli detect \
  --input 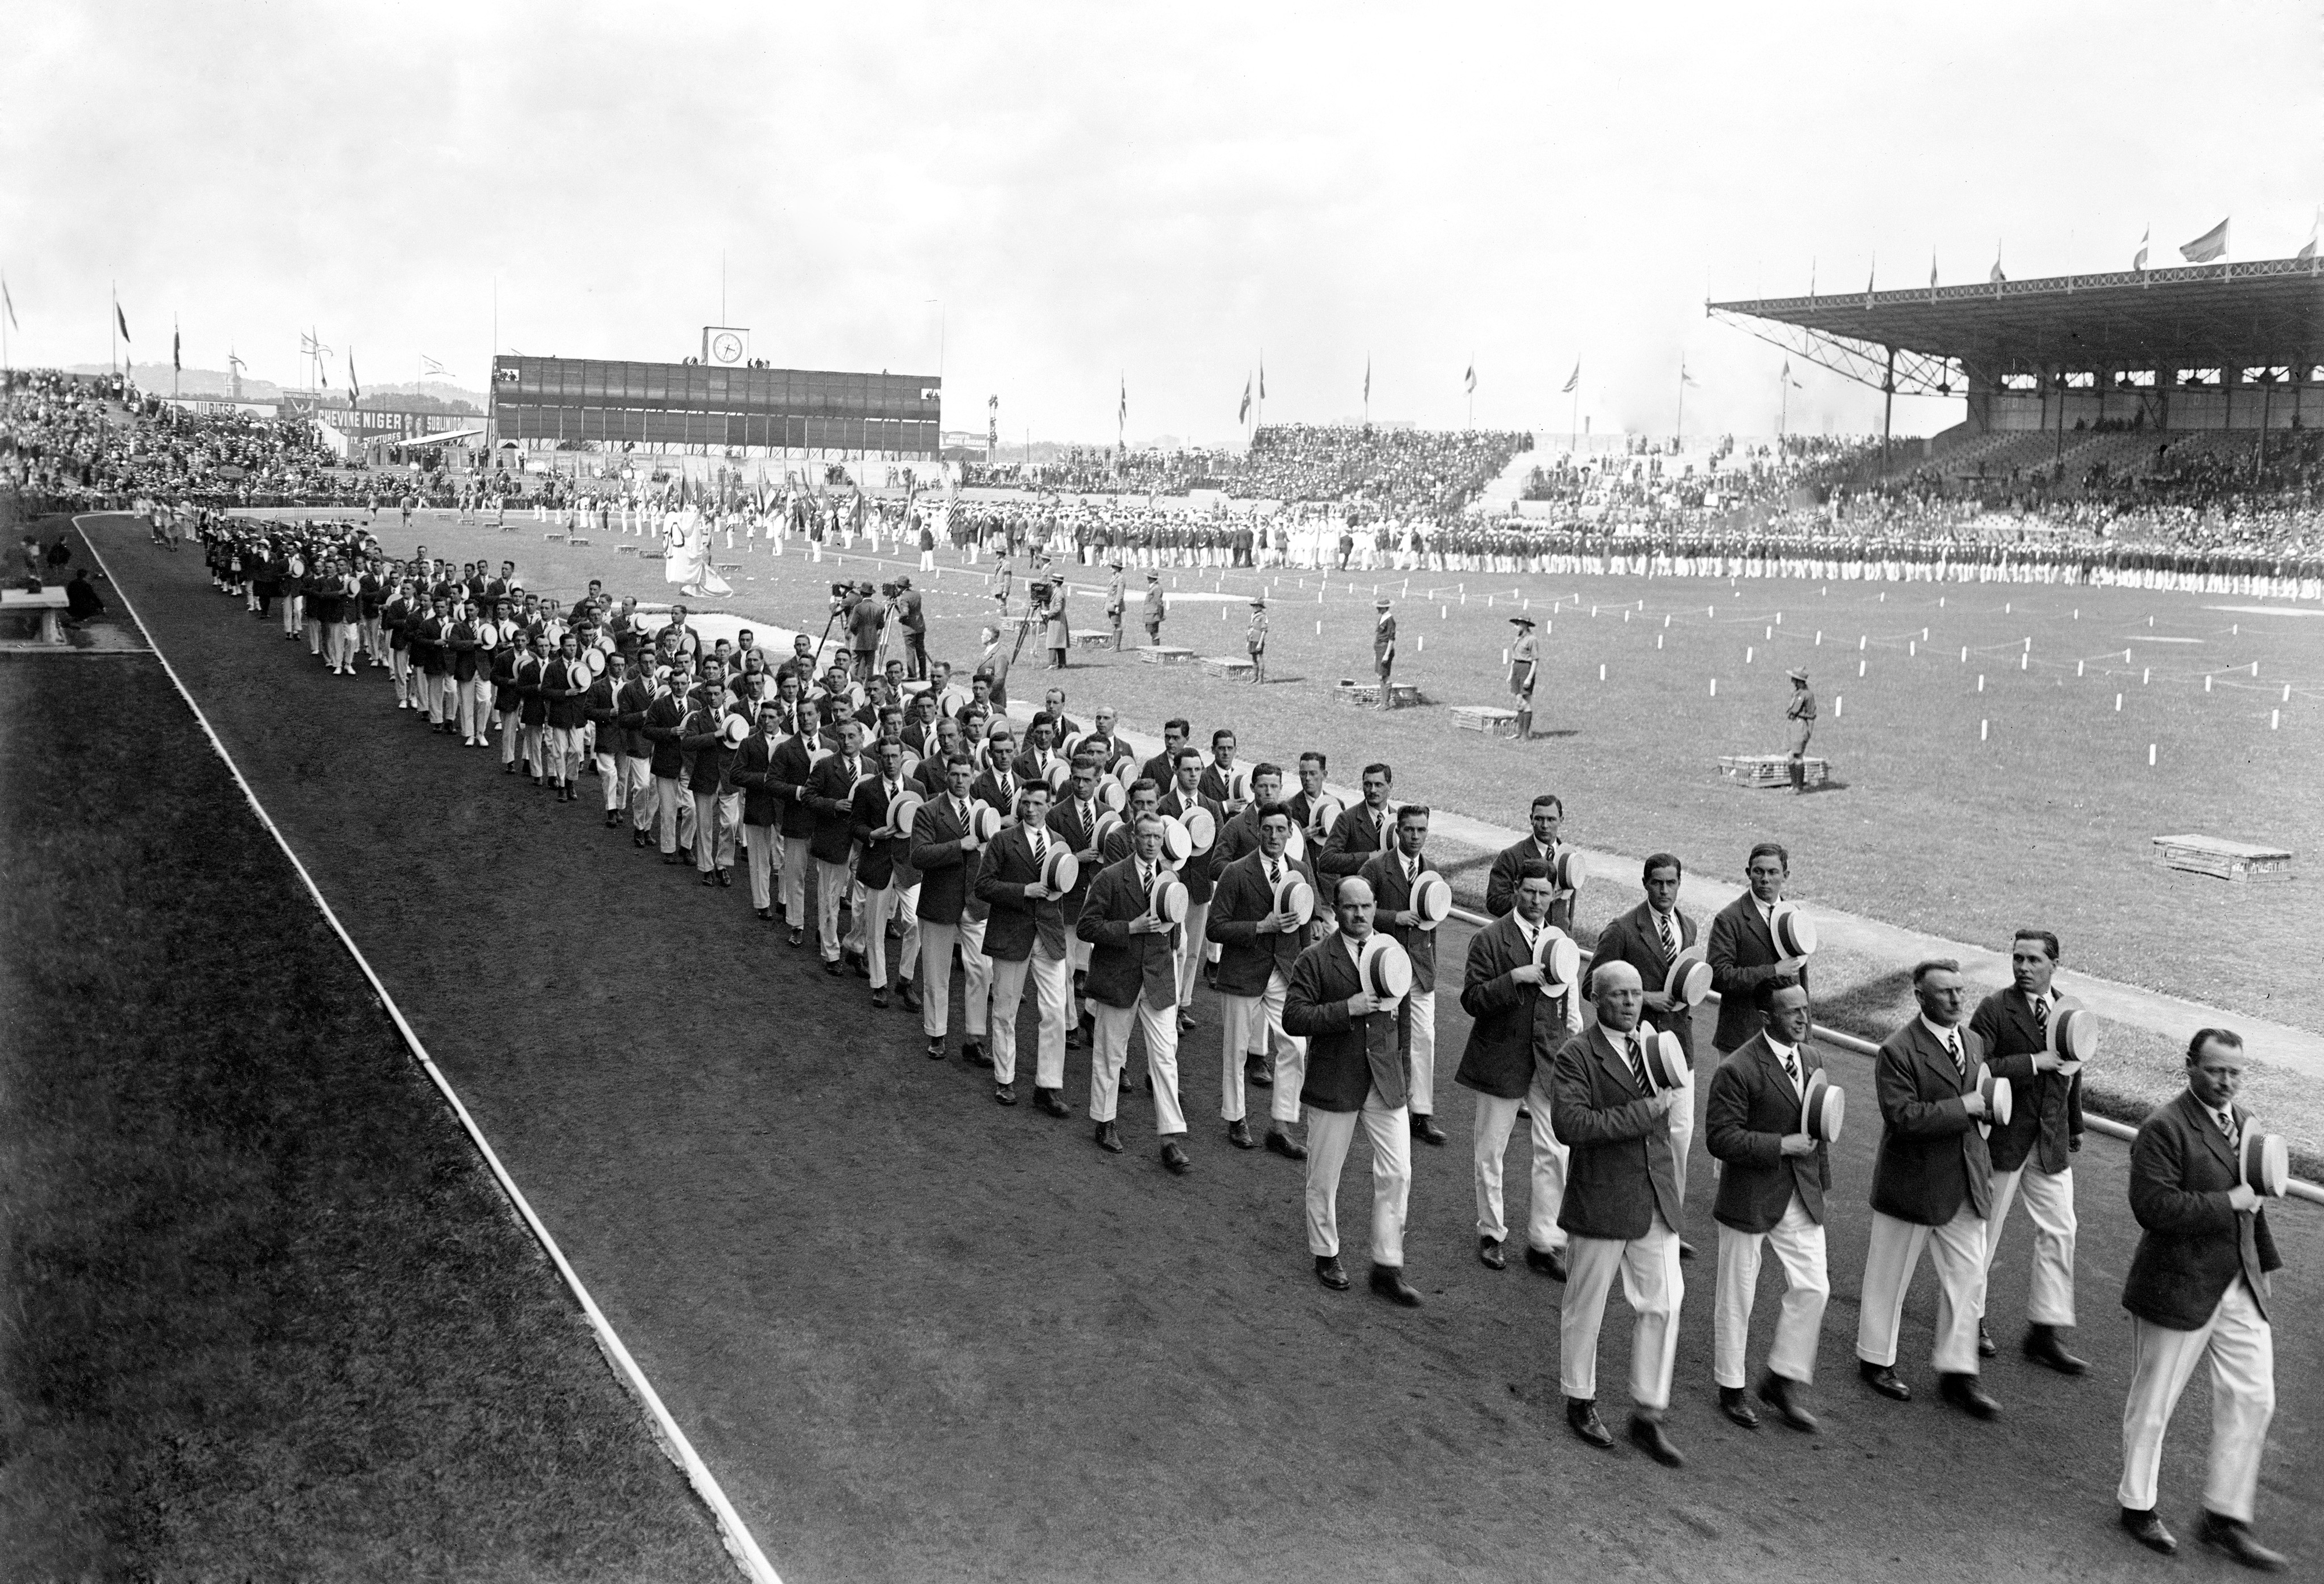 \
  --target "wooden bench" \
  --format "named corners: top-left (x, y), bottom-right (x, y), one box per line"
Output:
top-left (1451, 705), bottom-right (1519, 736)
top-left (1716, 754), bottom-right (1830, 789)
top-left (1, 586), bottom-right (69, 644)
top-left (1339, 680), bottom-right (1421, 709)
top-left (1139, 645), bottom-right (1196, 666)
top-left (1199, 655), bottom-right (1257, 681)
top-left (2151, 834), bottom-right (2294, 882)
top-left (1072, 627), bottom-right (1117, 648)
